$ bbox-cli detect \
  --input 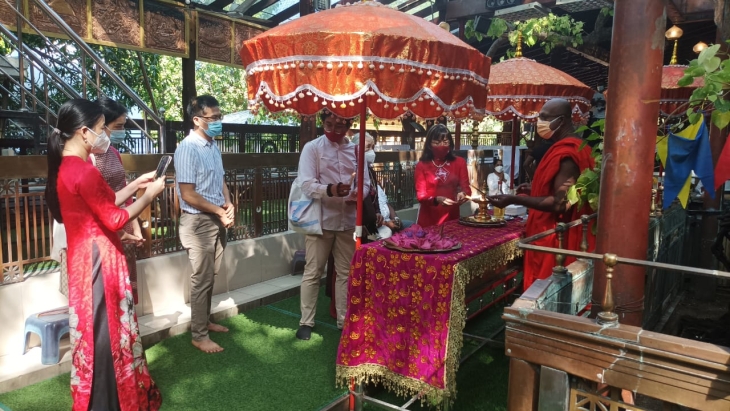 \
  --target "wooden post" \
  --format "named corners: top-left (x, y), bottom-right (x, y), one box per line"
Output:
top-left (299, 116), bottom-right (317, 150)
top-left (507, 358), bottom-right (539, 411)
top-left (253, 168), bottom-right (264, 237)
top-left (401, 114), bottom-right (415, 148)
top-left (454, 120), bottom-right (461, 149)
top-left (181, 11), bottom-right (197, 131)
top-left (138, 187), bottom-right (152, 259)
top-left (593, 0), bottom-right (665, 326)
